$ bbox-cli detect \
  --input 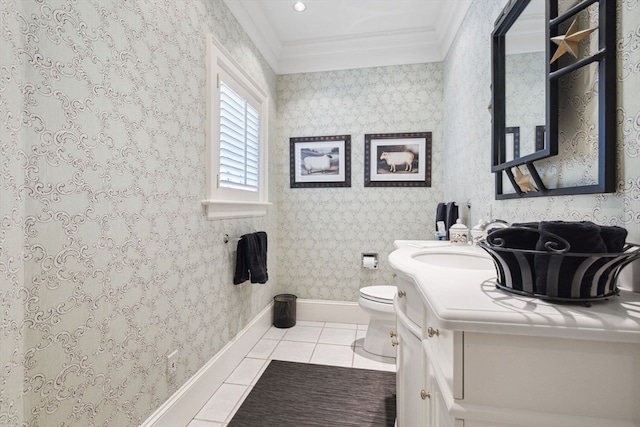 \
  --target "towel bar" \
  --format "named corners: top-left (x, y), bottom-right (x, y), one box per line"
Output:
top-left (224, 230), bottom-right (258, 244)
top-left (223, 234), bottom-right (241, 244)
